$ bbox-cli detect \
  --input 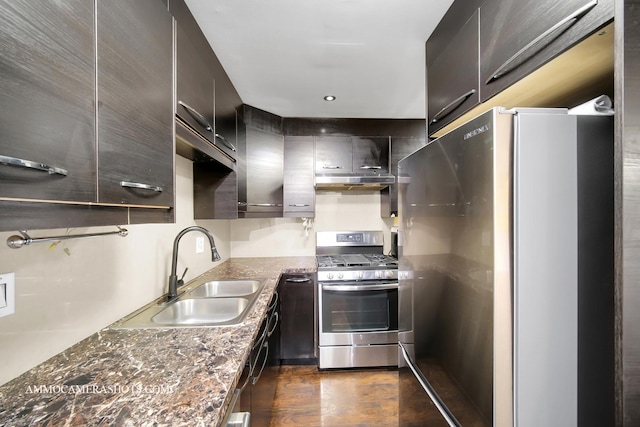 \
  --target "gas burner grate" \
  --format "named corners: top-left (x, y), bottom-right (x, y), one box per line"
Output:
top-left (316, 254), bottom-right (398, 269)
top-left (364, 254), bottom-right (398, 267)
top-left (316, 255), bottom-right (346, 268)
